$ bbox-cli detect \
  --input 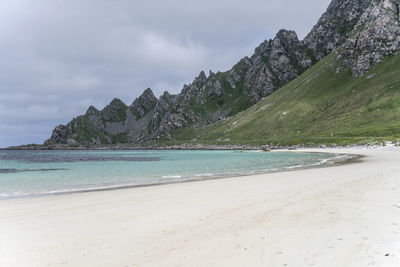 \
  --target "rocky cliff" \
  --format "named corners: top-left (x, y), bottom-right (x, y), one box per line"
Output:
top-left (336, 0), bottom-right (400, 76)
top-left (304, 0), bottom-right (372, 60)
top-left (45, 0), bottom-right (398, 146)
